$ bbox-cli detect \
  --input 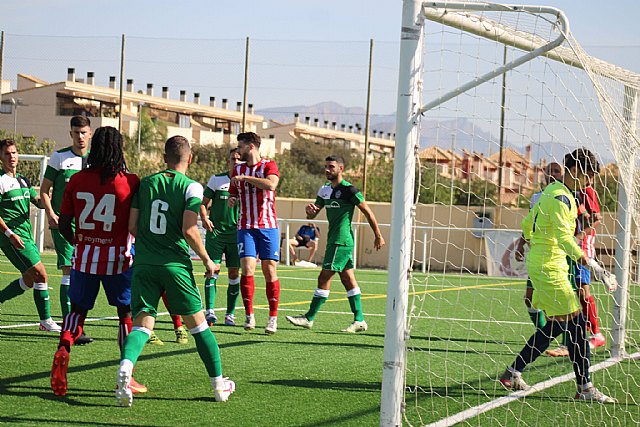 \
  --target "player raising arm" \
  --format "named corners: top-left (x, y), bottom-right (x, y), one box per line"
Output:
top-left (287, 155), bottom-right (384, 332)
